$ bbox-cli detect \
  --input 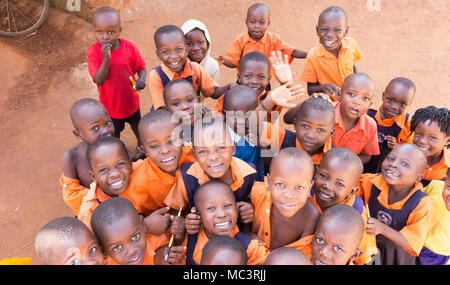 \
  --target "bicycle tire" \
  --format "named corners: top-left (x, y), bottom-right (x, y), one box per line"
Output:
top-left (0, 0), bottom-right (49, 37)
